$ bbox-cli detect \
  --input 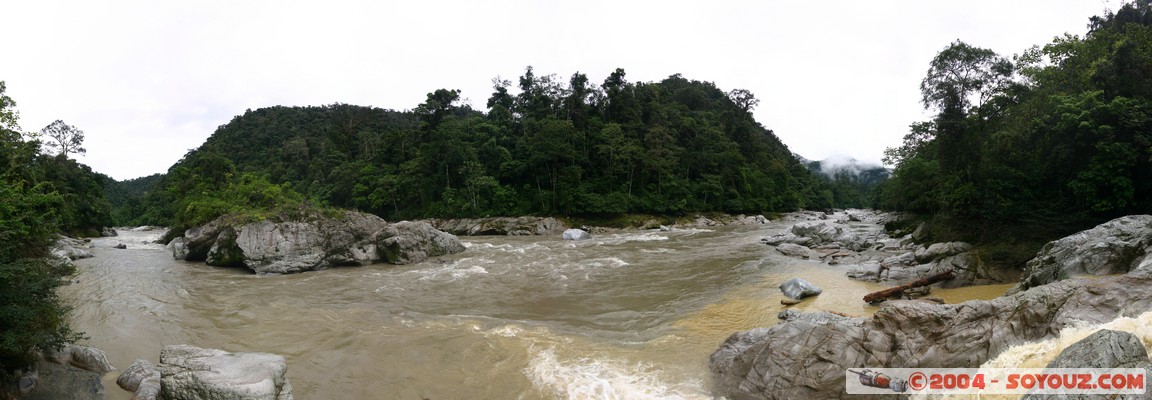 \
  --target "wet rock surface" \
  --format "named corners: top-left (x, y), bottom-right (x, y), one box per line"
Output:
top-left (117, 359), bottom-right (160, 400)
top-left (427, 216), bottom-right (566, 236)
top-left (710, 272), bottom-right (1152, 399)
top-left (779, 277), bottom-right (822, 300)
top-left (1044, 329), bottom-right (1148, 369)
top-left (1011, 214), bottom-right (1152, 294)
